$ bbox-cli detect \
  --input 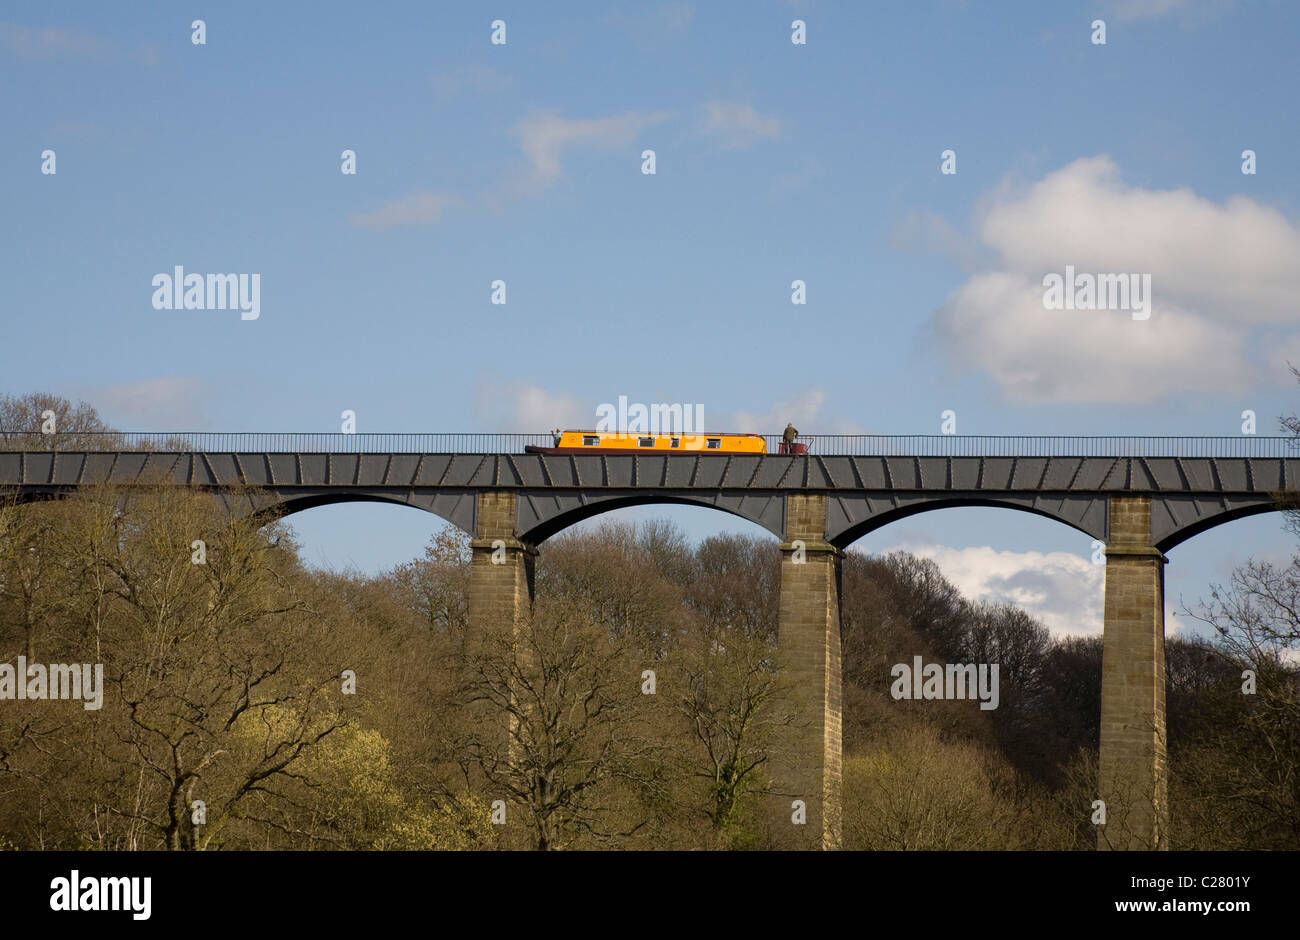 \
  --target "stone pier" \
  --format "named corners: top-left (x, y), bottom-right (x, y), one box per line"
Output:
top-left (1098, 495), bottom-right (1169, 850)
top-left (776, 492), bottom-right (843, 850)
top-left (467, 491), bottom-right (536, 637)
